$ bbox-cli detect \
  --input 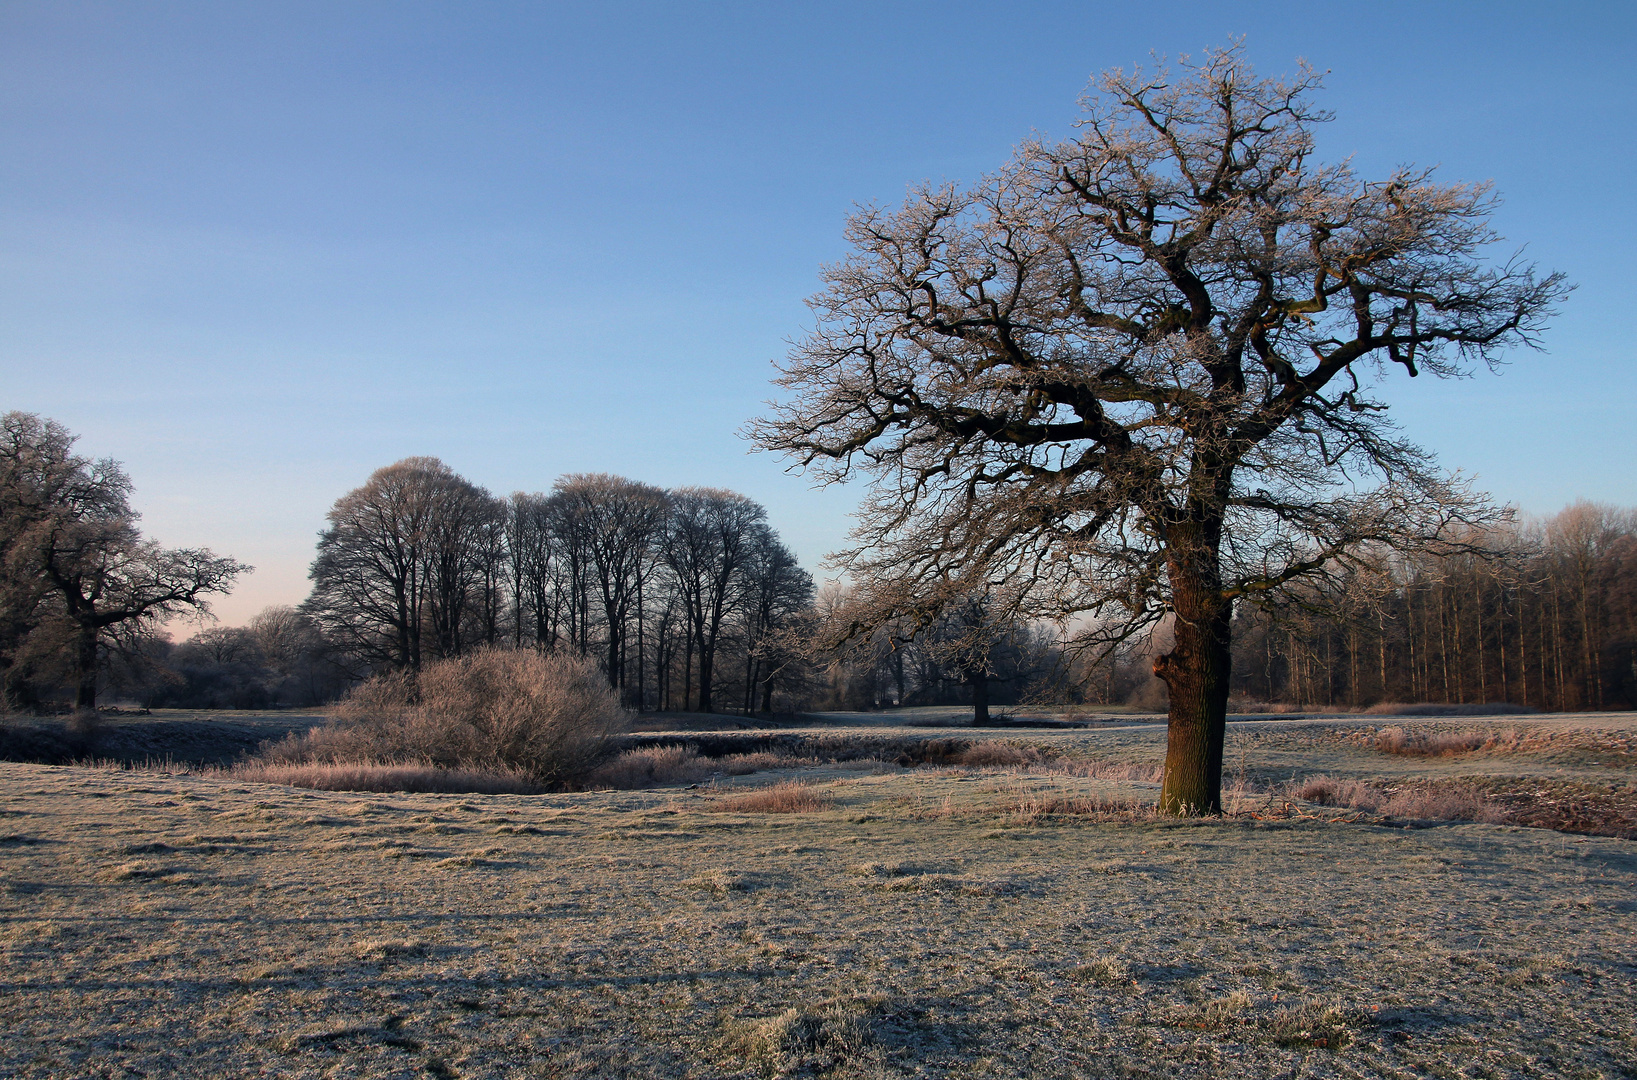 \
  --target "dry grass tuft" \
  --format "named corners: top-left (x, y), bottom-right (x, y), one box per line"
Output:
top-left (353, 938), bottom-right (428, 962)
top-left (684, 868), bottom-right (764, 895)
top-left (1290, 774), bottom-right (1505, 823)
top-left (1266, 1000), bottom-right (1360, 1051)
top-left (1067, 957), bottom-right (1132, 985)
top-left (584, 744), bottom-right (713, 789)
top-left (1383, 786), bottom-right (1507, 824)
top-left (721, 751), bottom-right (811, 775)
top-left (707, 781), bottom-right (833, 814)
top-left (717, 999), bottom-right (880, 1076)
top-left (1042, 758), bottom-right (1166, 784)
top-left (98, 860), bottom-right (181, 882)
top-left (584, 747), bottom-right (819, 789)
top-left (1373, 725), bottom-right (1523, 757)
top-left (1290, 775), bottom-right (1383, 809)
top-left (993, 789), bottom-right (1147, 823)
top-left (952, 742), bottom-right (1042, 768)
